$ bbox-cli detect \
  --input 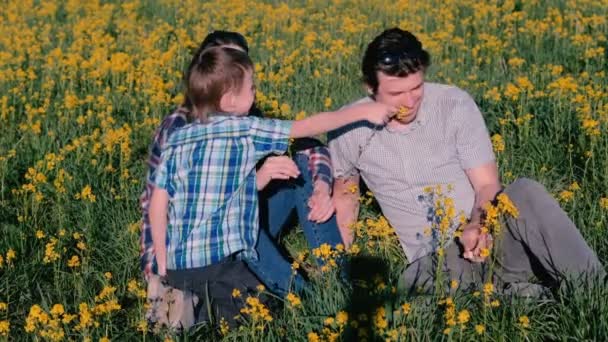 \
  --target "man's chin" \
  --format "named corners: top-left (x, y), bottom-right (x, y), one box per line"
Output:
top-left (392, 113), bottom-right (417, 124)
